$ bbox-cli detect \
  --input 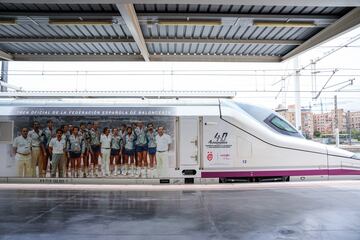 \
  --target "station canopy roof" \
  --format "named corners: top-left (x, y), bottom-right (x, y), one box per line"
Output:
top-left (0, 0), bottom-right (360, 62)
